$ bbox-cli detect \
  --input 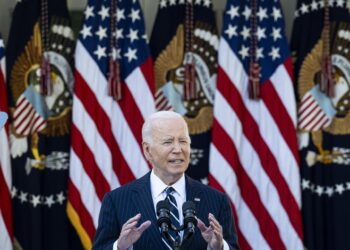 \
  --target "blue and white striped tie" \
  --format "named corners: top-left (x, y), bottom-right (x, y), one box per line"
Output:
top-left (162, 186), bottom-right (180, 249)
